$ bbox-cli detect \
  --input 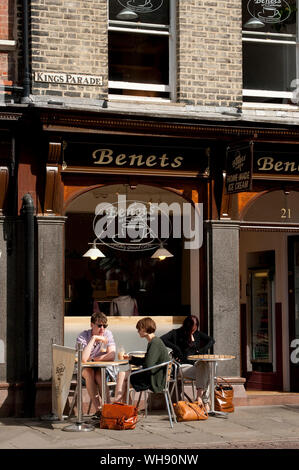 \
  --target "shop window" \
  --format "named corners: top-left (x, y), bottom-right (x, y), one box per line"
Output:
top-left (242, 0), bottom-right (297, 104)
top-left (108, 0), bottom-right (176, 100)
